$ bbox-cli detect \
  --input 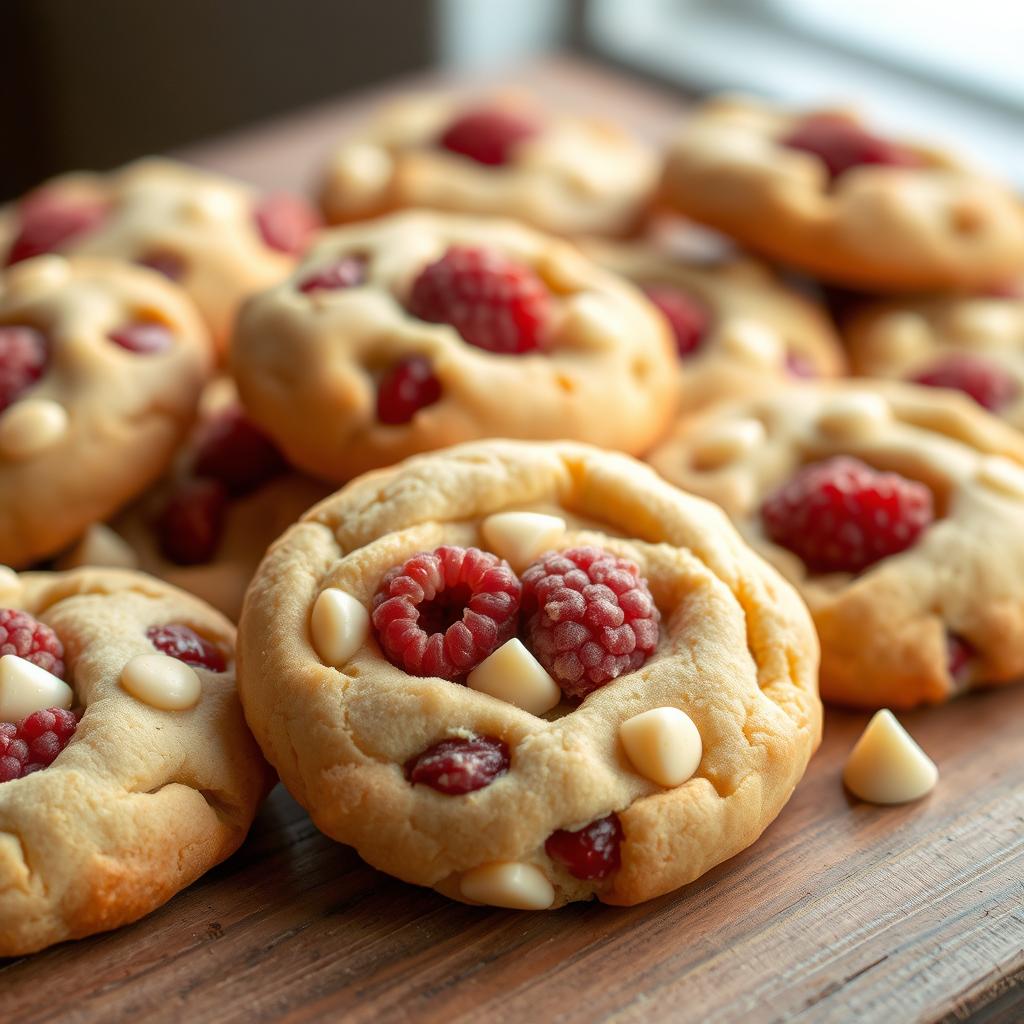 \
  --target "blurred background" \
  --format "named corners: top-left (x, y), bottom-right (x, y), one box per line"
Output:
top-left (5, 0), bottom-right (1023, 199)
